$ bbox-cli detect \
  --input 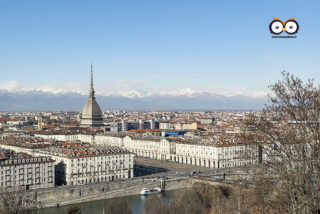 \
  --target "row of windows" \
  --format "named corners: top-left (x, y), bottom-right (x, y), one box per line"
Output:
top-left (71, 161), bottom-right (129, 167)
top-left (1, 168), bottom-right (53, 175)
top-left (70, 173), bottom-right (128, 185)
top-left (70, 155), bottom-right (130, 163)
top-left (0, 176), bottom-right (53, 182)
top-left (0, 164), bottom-right (53, 169)
top-left (71, 164), bottom-right (130, 174)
